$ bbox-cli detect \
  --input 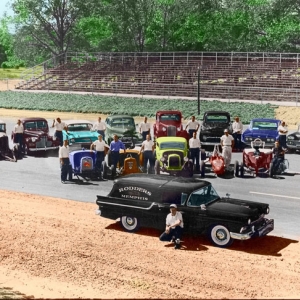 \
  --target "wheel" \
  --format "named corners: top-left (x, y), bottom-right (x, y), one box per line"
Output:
top-left (107, 150), bottom-right (112, 166)
top-left (234, 160), bottom-right (239, 177)
top-left (111, 164), bottom-right (116, 179)
top-left (240, 162), bottom-right (244, 178)
top-left (102, 161), bottom-right (108, 179)
top-left (208, 224), bottom-right (233, 248)
top-left (200, 161), bottom-right (205, 177)
top-left (120, 216), bottom-right (140, 232)
top-left (24, 144), bottom-right (31, 156)
top-left (269, 162), bottom-right (274, 178)
top-left (154, 160), bottom-right (160, 175)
